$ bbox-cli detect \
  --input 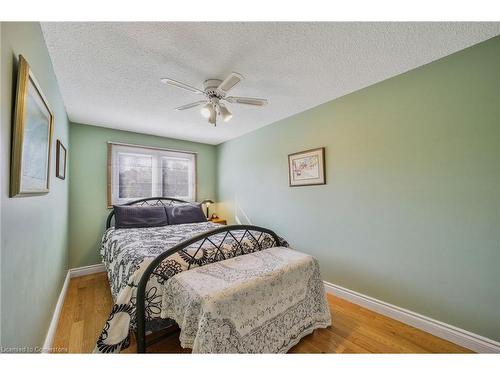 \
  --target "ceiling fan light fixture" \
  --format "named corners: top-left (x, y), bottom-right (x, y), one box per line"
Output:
top-left (219, 103), bottom-right (233, 122)
top-left (163, 72), bottom-right (268, 126)
top-left (200, 103), bottom-right (213, 118)
top-left (208, 106), bottom-right (217, 124)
